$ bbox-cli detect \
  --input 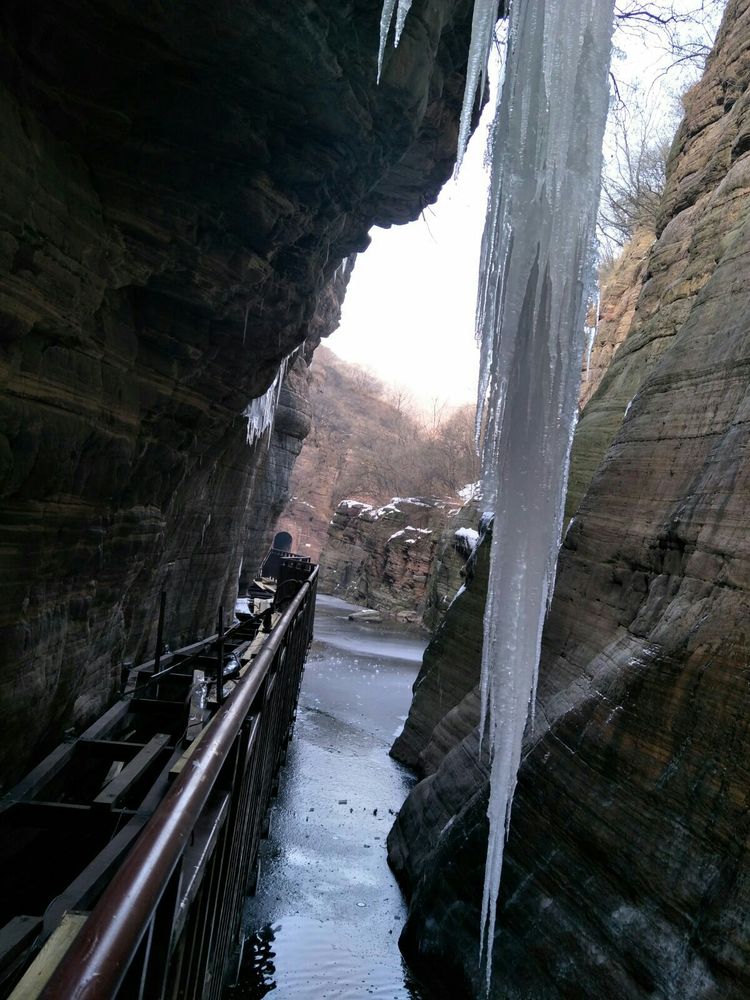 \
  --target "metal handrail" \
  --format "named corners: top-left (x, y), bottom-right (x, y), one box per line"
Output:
top-left (40, 566), bottom-right (318, 999)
